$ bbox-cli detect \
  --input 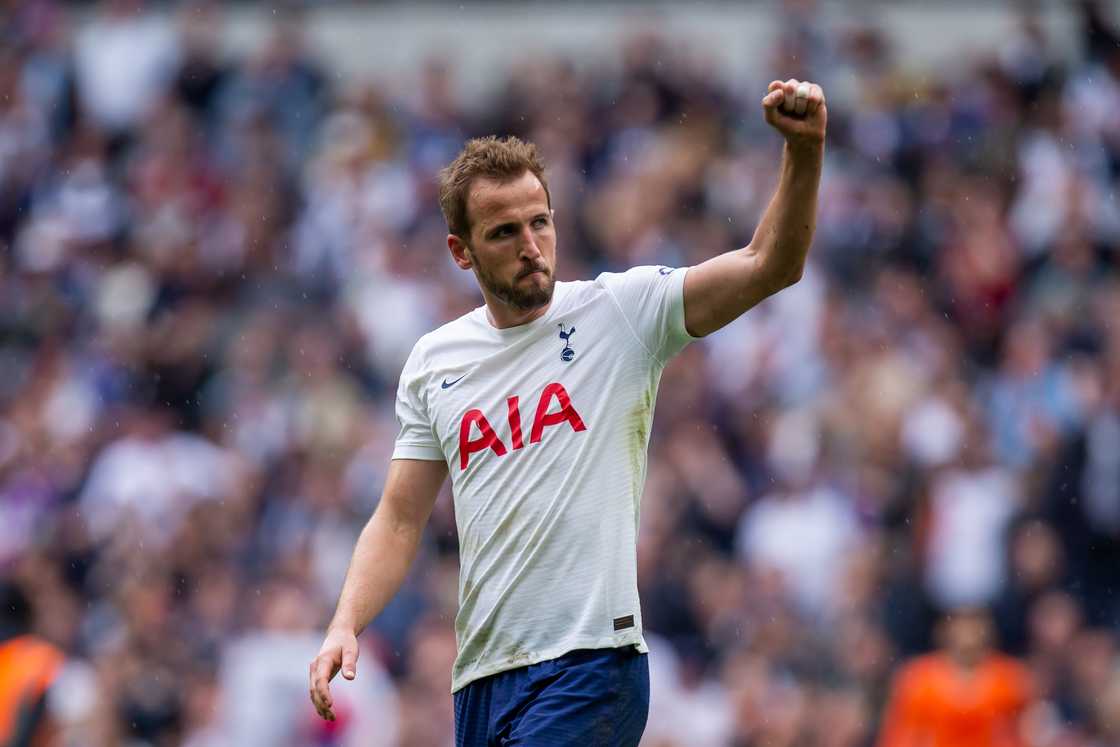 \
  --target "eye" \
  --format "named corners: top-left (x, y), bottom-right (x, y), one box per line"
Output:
top-left (532, 216), bottom-right (550, 228)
